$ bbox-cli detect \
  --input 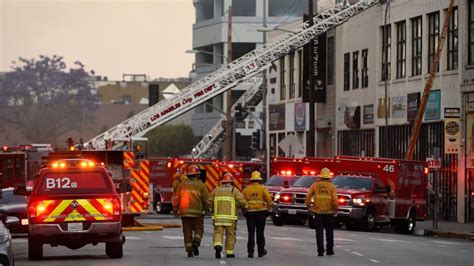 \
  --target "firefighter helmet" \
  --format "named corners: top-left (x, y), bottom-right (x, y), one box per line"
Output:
top-left (320, 167), bottom-right (331, 178)
top-left (186, 164), bottom-right (201, 176)
top-left (221, 172), bottom-right (234, 183)
top-left (249, 171), bottom-right (262, 181)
